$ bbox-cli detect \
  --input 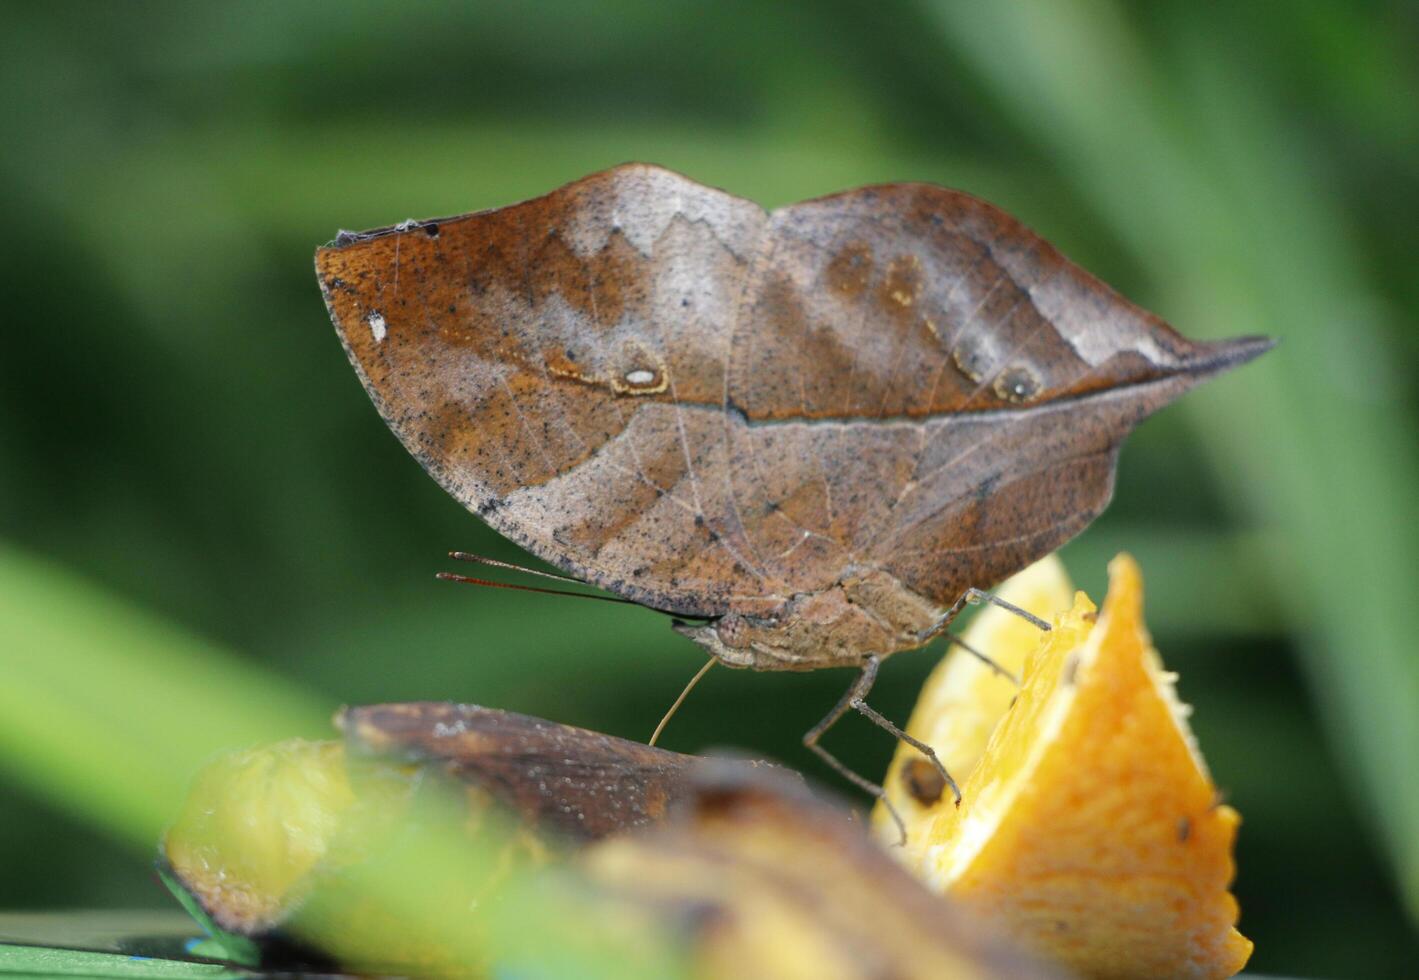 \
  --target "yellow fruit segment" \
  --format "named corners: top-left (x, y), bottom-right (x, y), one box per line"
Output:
top-left (162, 739), bottom-right (356, 934)
top-left (893, 554), bottom-right (1251, 979)
top-left (873, 555), bottom-right (1076, 852)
